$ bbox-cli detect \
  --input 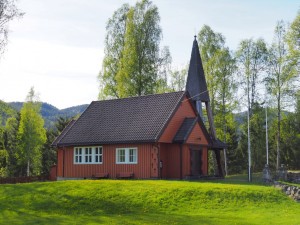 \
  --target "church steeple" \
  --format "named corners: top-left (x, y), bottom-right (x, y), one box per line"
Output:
top-left (185, 36), bottom-right (225, 177)
top-left (186, 36), bottom-right (209, 102)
